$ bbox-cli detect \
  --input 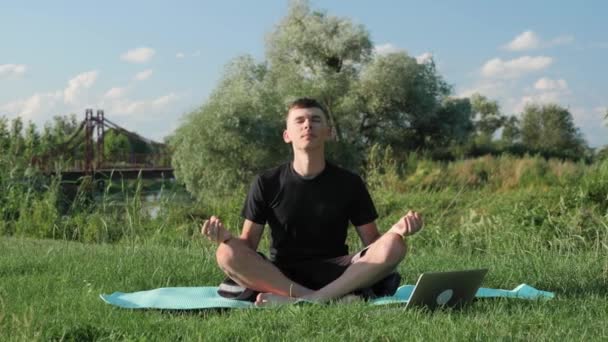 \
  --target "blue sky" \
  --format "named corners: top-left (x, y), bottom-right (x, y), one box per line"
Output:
top-left (1, 0), bottom-right (606, 146)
